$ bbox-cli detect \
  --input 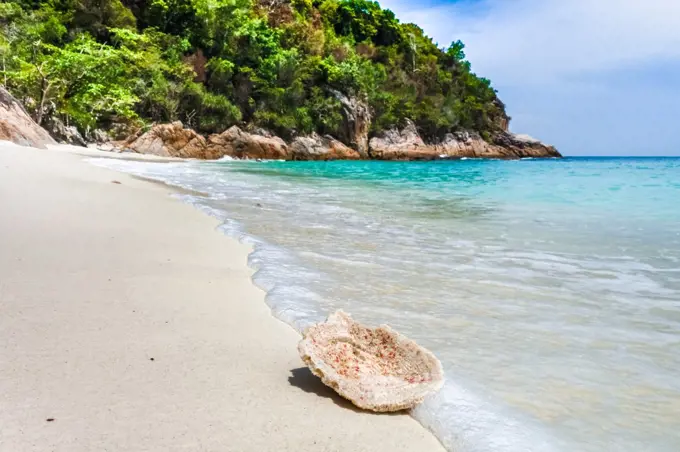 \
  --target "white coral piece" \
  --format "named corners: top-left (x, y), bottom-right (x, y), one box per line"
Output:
top-left (298, 310), bottom-right (444, 412)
